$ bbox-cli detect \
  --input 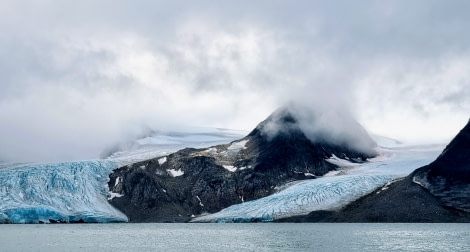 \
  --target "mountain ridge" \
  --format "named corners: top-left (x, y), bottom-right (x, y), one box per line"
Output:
top-left (107, 106), bottom-right (378, 222)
